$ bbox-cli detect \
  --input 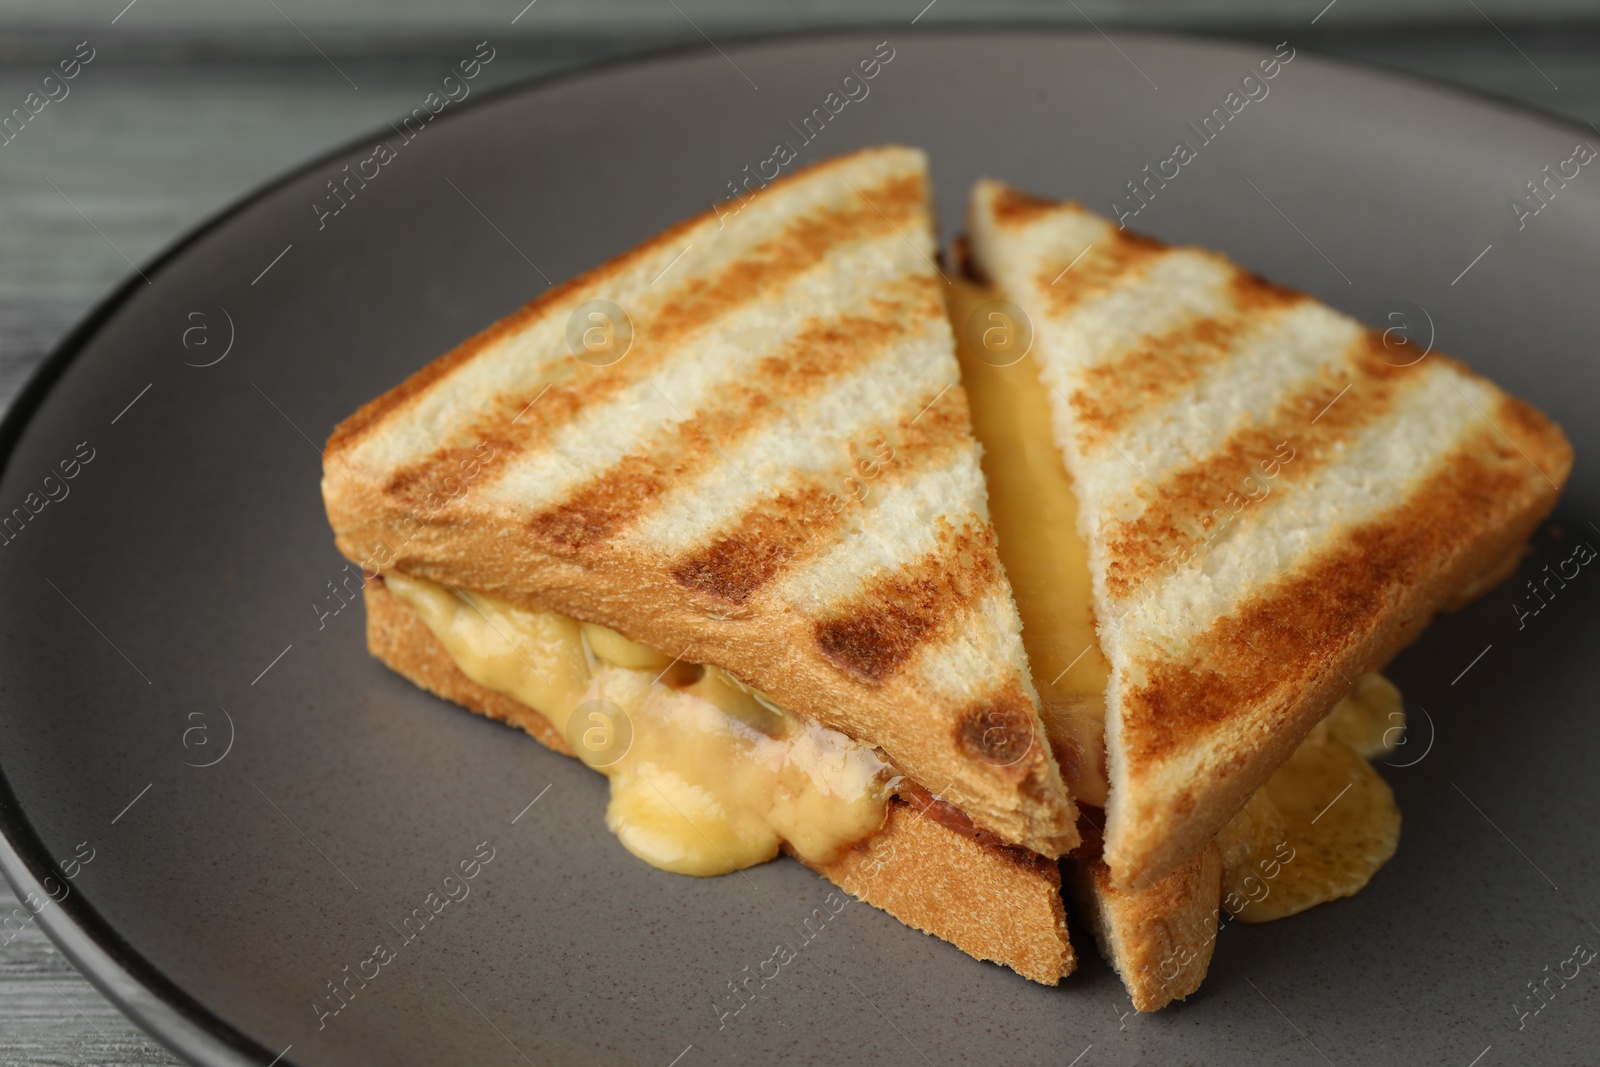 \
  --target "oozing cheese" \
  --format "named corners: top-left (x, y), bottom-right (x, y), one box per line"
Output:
top-left (1216, 675), bottom-right (1403, 922)
top-left (950, 277), bottom-right (1403, 921)
top-left (951, 278), bottom-right (1113, 807)
top-left (385, 572), bottom-right (892, 876)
